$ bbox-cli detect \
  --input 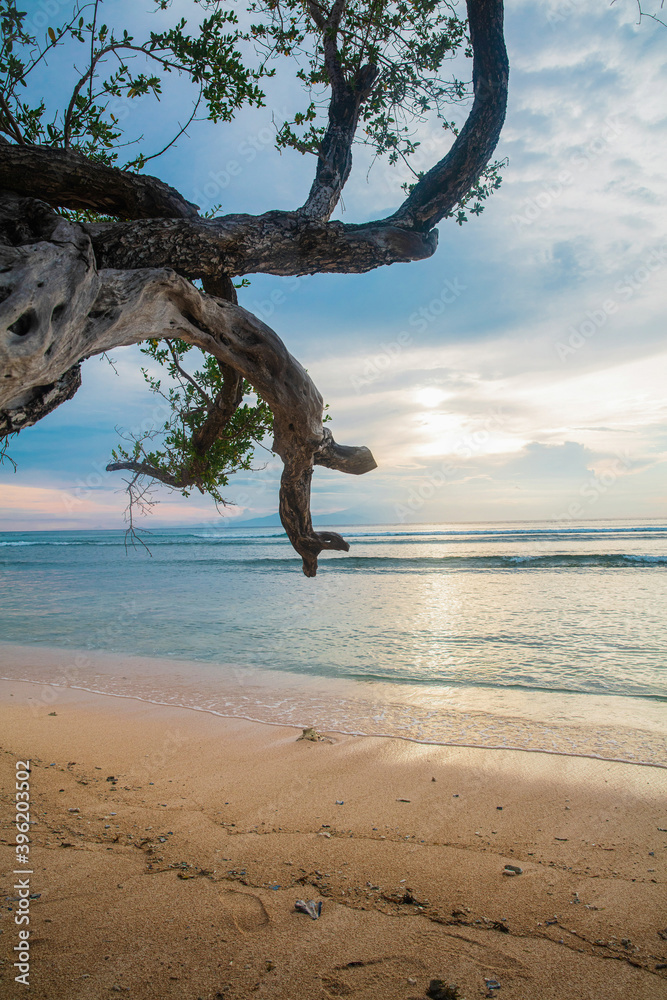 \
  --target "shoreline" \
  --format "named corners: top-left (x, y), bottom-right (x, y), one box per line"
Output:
top-left (1, 679), bottom-right (666, 999)
top-left (4, 673), bottom-right (667, 771)
top-left (1, 642), bottom-right (665, 769)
